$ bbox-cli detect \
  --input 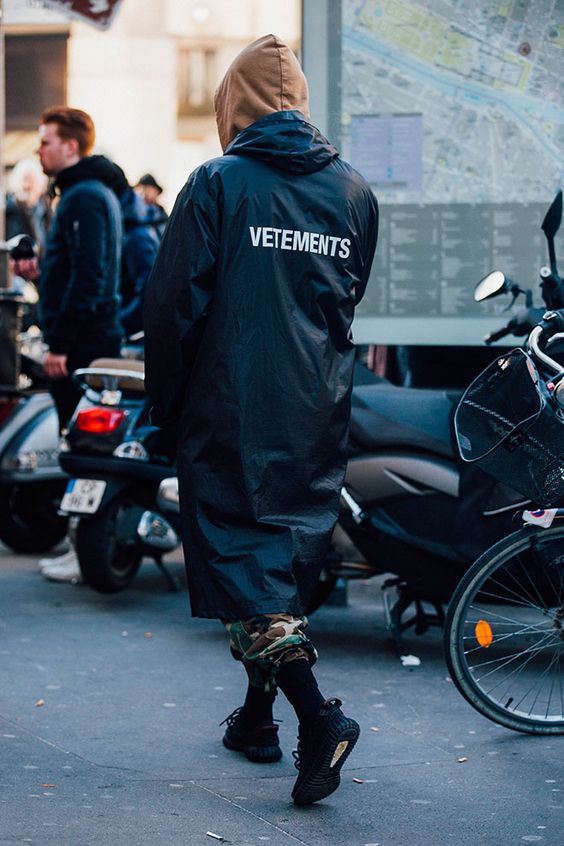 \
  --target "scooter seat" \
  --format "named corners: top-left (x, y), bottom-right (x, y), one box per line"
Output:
top-left (351, 383), bottom-right (460, 458)
top-left (89, 357), bottom-right (144, 372)
top-left (83, 358), bottom-right (146, 393)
